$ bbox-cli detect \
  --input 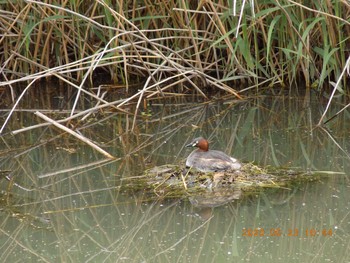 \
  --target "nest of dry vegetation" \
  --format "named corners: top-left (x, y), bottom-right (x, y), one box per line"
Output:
top-left (122, 163), bottom-right (321, 207)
